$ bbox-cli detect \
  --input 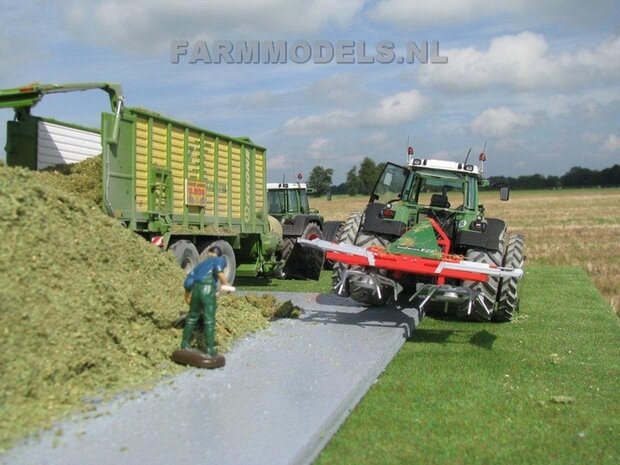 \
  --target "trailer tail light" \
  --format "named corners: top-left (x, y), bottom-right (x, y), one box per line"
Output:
top-left (151, 236), bottom-right (165, 248)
